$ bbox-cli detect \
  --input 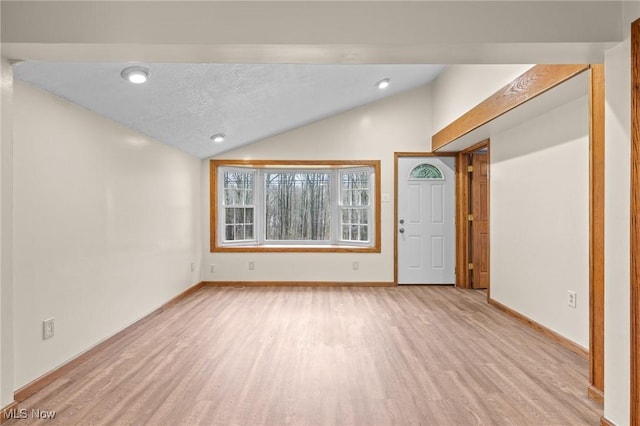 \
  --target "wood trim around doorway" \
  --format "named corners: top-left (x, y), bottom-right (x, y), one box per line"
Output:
top-left (588, 63), bottom-right (605, 403)
top-left (455, 153), bottom-right (471, 289)
top-left (454, 139), bottom-right (490, 291)
top-left (393, 152), bottom-right (456, 285)
top-left (630, 17), bottom-right (640, 426)
top-left (431, 64), bottom-right (604, 405)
